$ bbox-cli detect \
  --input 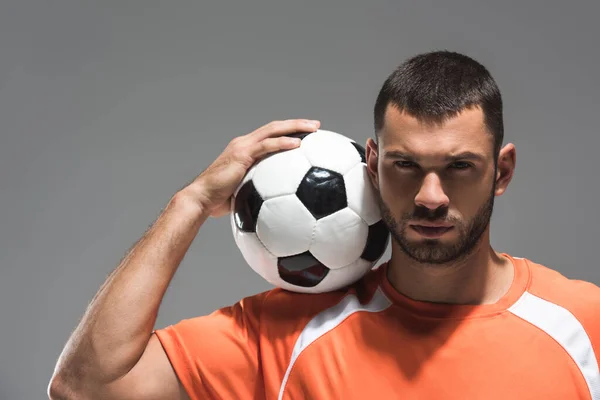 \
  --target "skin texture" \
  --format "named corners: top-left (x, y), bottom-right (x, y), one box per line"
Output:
top-left (365, 104), bottom-right (517, 305)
